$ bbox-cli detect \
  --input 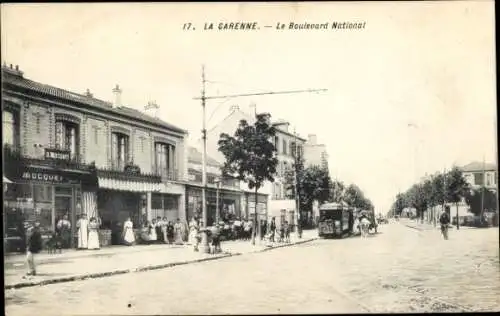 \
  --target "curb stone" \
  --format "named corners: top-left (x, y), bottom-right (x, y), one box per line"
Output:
top-left (5, 237), bottom-right (317, 290)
